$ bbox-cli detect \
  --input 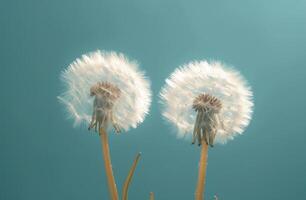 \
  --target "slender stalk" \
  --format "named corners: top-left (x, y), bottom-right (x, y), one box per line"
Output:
top-left (195, 139), bottom-right (208, 200)
top-left (100, 128), bottom-right (119, 200)
top-left (122, 152), bottom-right (141, 200)
top-left (149, 192), bottom-right (154, 200)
